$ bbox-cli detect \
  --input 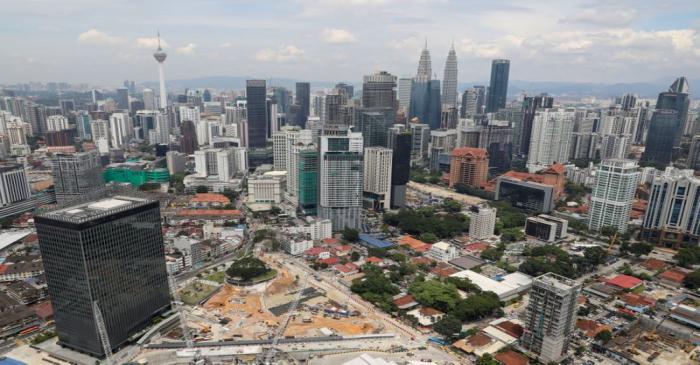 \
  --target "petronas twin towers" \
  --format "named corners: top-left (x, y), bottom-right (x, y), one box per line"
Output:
top-left (415, 41), bottom-right (459, 107)
top-left (409, 41), bottom-right (459, 129)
